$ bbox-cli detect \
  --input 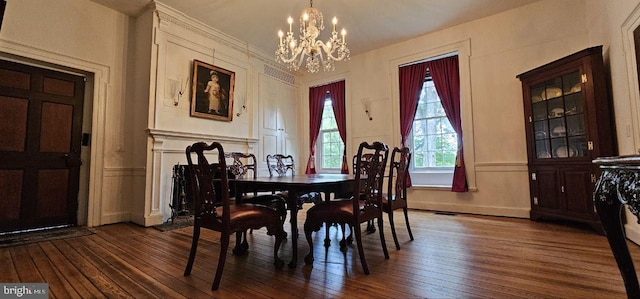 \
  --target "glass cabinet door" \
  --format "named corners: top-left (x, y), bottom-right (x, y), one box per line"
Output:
top-left (530, 71), bottom-right (586, 159)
